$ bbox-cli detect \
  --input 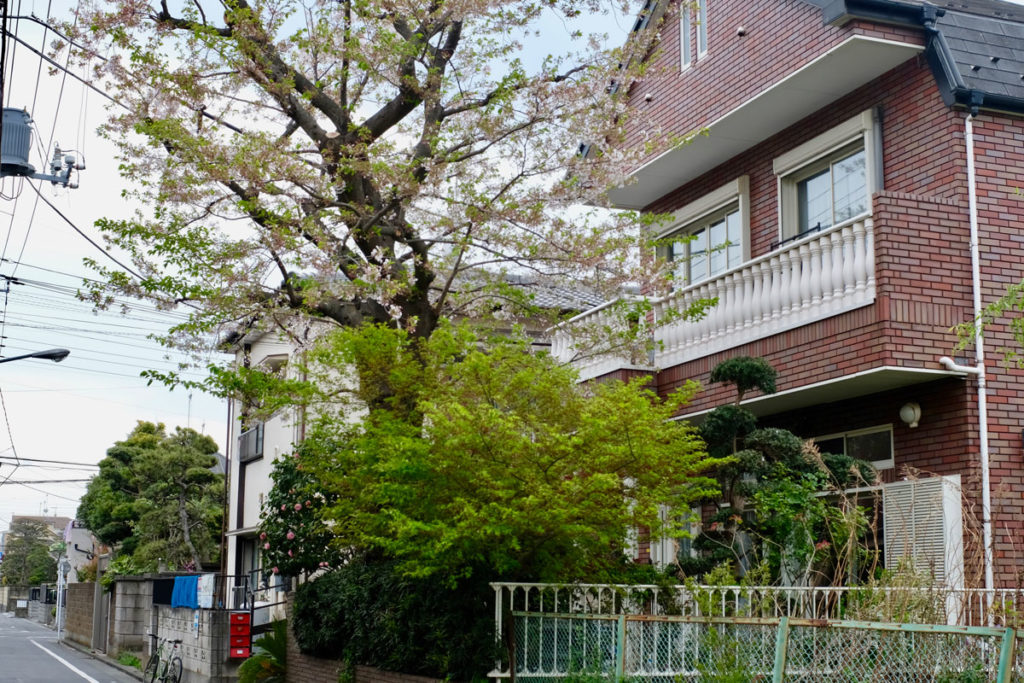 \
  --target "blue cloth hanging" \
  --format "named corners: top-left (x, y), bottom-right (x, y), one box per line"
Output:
top-left (171, 575), bottom-right (200, 609)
